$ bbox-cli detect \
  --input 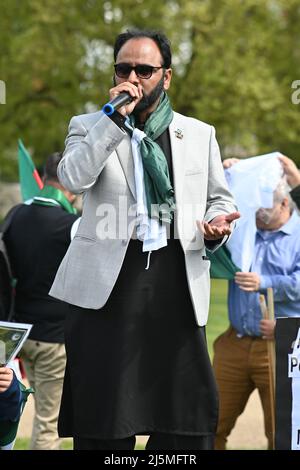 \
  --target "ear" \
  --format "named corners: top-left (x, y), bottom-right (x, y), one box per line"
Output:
top-left (64, 190), bottom-right (76, 204)
top-left (281, 197), bottom-right (290, 209)
top-left (163, 68), bottom-right (172, 91)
